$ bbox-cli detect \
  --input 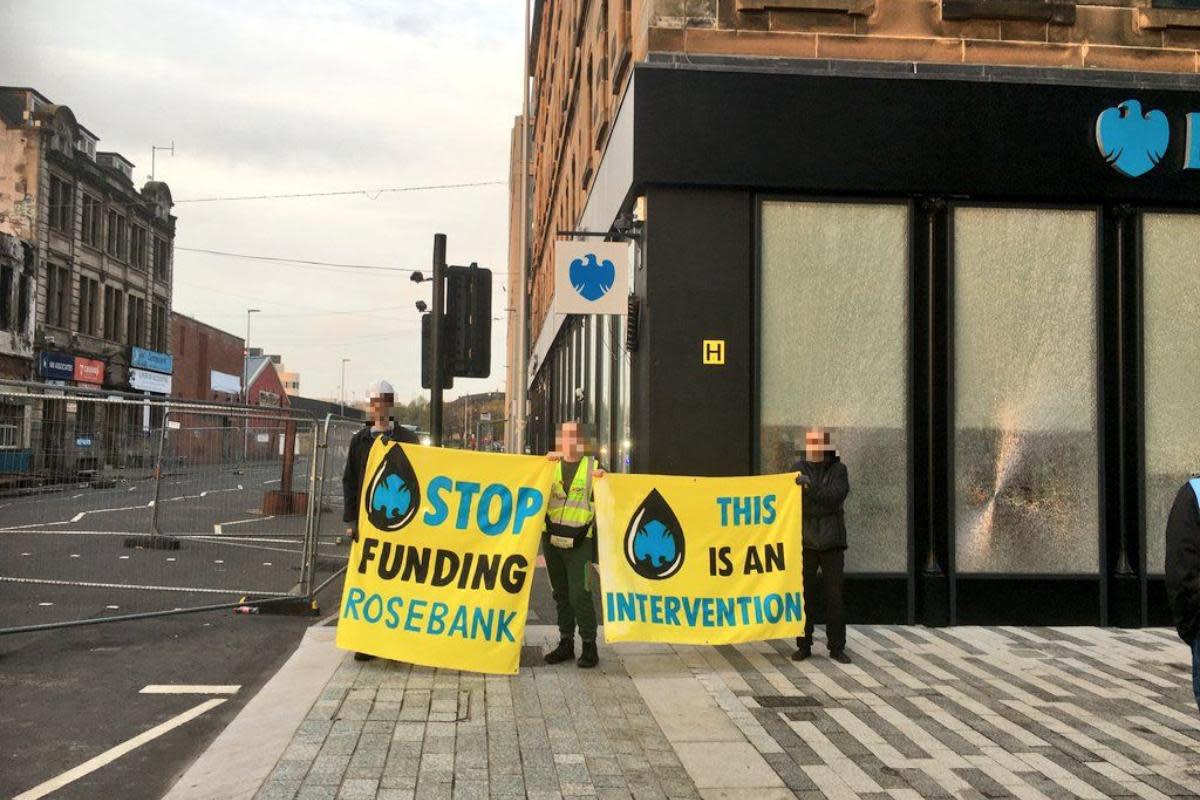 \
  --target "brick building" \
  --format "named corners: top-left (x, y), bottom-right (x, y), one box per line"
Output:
top-left (171, 312), bottom-right (243, 404)
top-left (511, 0), bottom-right (1200, 628)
